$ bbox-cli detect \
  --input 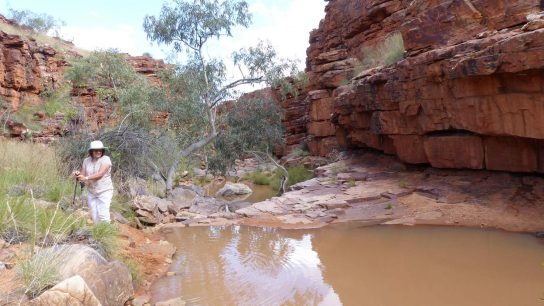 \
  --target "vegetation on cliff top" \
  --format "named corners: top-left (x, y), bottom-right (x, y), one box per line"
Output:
top-left (0, 10), bottom-right (87, 55)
